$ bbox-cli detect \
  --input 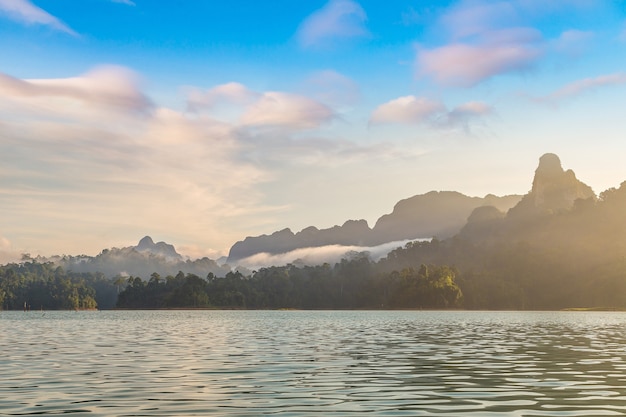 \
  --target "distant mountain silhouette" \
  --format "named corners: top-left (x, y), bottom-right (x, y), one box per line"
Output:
top-left (460, 153), bottom-right (597, 240)
top-left (136, 236), bottom-right (182, 261)
top-left (382, 153), bottom-right (626, 310)
top-left (507, 153), bottom-right (595, 218)
top-left (50, 236), bottom-right (231, 279)
top-left (227, 192), bottom-right (521, 263)
top-left (372, 191), bottom-right (520, 243)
